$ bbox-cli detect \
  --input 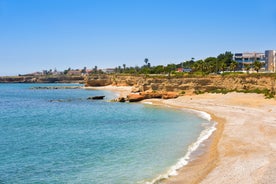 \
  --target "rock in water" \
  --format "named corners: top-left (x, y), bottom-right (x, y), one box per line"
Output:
top-left (117, 97), bottom-right (126, 102)
top-left (87, 96), bottom-right (105, 100)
